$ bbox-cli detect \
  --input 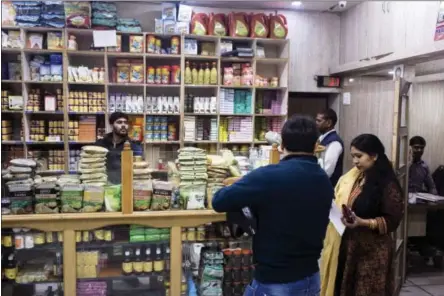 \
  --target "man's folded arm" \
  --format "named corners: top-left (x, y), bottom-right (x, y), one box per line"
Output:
top-left (212, 168), bottom-right (269, 213)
